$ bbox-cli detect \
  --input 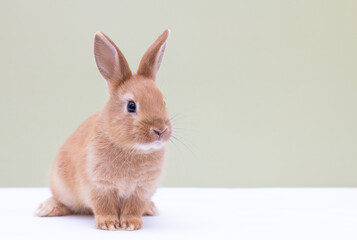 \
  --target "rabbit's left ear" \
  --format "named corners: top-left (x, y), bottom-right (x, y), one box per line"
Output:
top-left (137, 29), bottom-right (170, 80)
